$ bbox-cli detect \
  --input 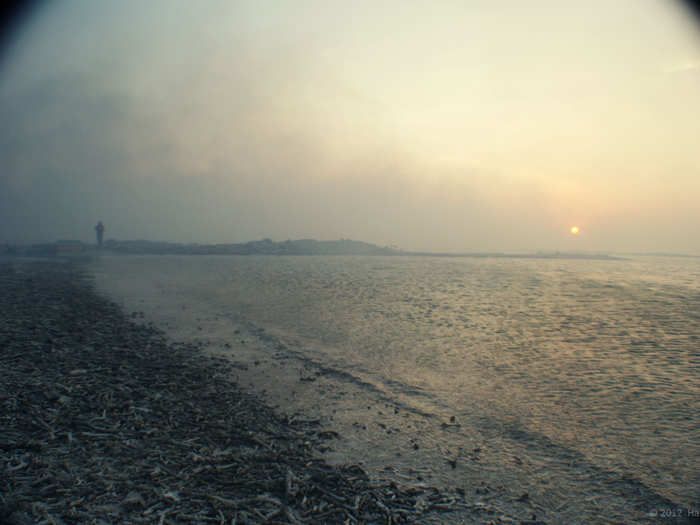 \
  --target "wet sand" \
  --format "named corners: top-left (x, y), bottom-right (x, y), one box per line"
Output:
top-left (0, 259), bottom-right (526, 524)
top-left (3, 257), bottom-right (696, 524)
top-left (88, 254), bottom-right (700, 525)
